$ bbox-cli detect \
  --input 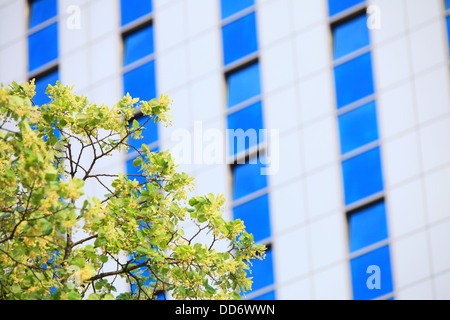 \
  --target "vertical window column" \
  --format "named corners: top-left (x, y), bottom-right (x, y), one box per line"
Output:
top-left (27, 0), bottom-right (59, 107)
top-left (120, 0), bottom-right (159, 187)
top-left (119, 0), bottom-right (162, 300)
top-left (446, 0), bottom-right (450, 55)
top-left (219, 0), bottom-right (275, 300)
top-left (329, 0), bottom-right (394, 300)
